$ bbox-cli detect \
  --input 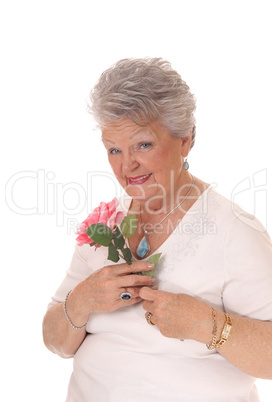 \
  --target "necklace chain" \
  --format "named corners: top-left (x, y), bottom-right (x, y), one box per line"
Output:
top-left (139, 174), bottom-right (195, 235)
